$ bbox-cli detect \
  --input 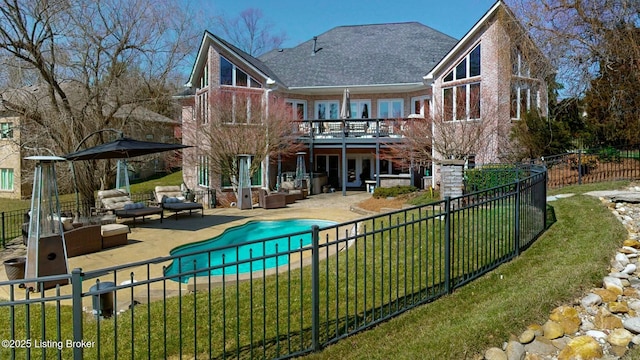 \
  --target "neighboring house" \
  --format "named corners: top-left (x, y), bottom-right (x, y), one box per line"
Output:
top-left (179, 0), bottom-right (550, 203)
top-left (0, 85), bottom-right (180, 199)
top-left (0, 104), bottom-right (21, 199)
